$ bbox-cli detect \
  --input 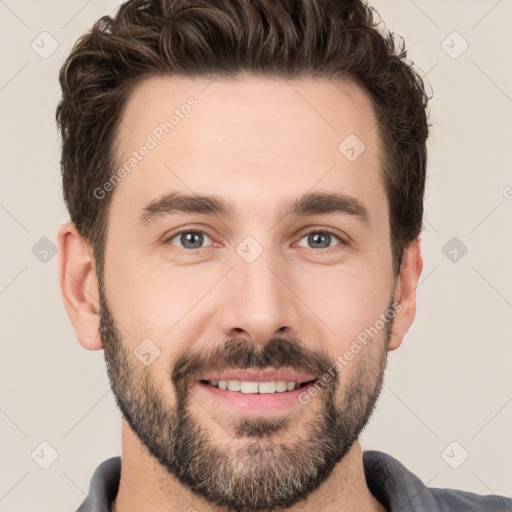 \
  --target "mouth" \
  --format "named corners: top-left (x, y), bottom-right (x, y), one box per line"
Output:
top-left (195, 369), bottom-right (318, 415)
top-left (200, 379), bottom-right (314, 393)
